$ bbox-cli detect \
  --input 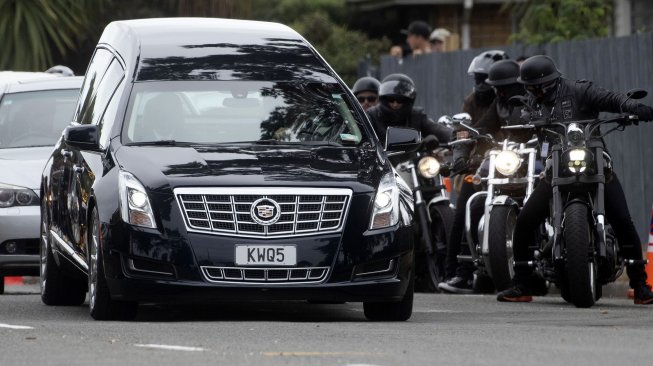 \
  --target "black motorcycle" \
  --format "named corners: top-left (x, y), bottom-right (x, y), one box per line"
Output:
top-left (393, 134), bottom-right (454, 292)
top-left (511, 89), bottom-right (648, 308)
